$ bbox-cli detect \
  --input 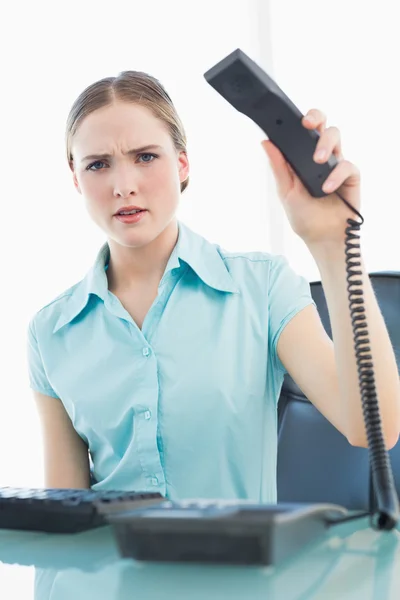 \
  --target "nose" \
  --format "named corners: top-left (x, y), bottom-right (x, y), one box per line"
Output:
top-left (112, 165), bottom-right (139, 199)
